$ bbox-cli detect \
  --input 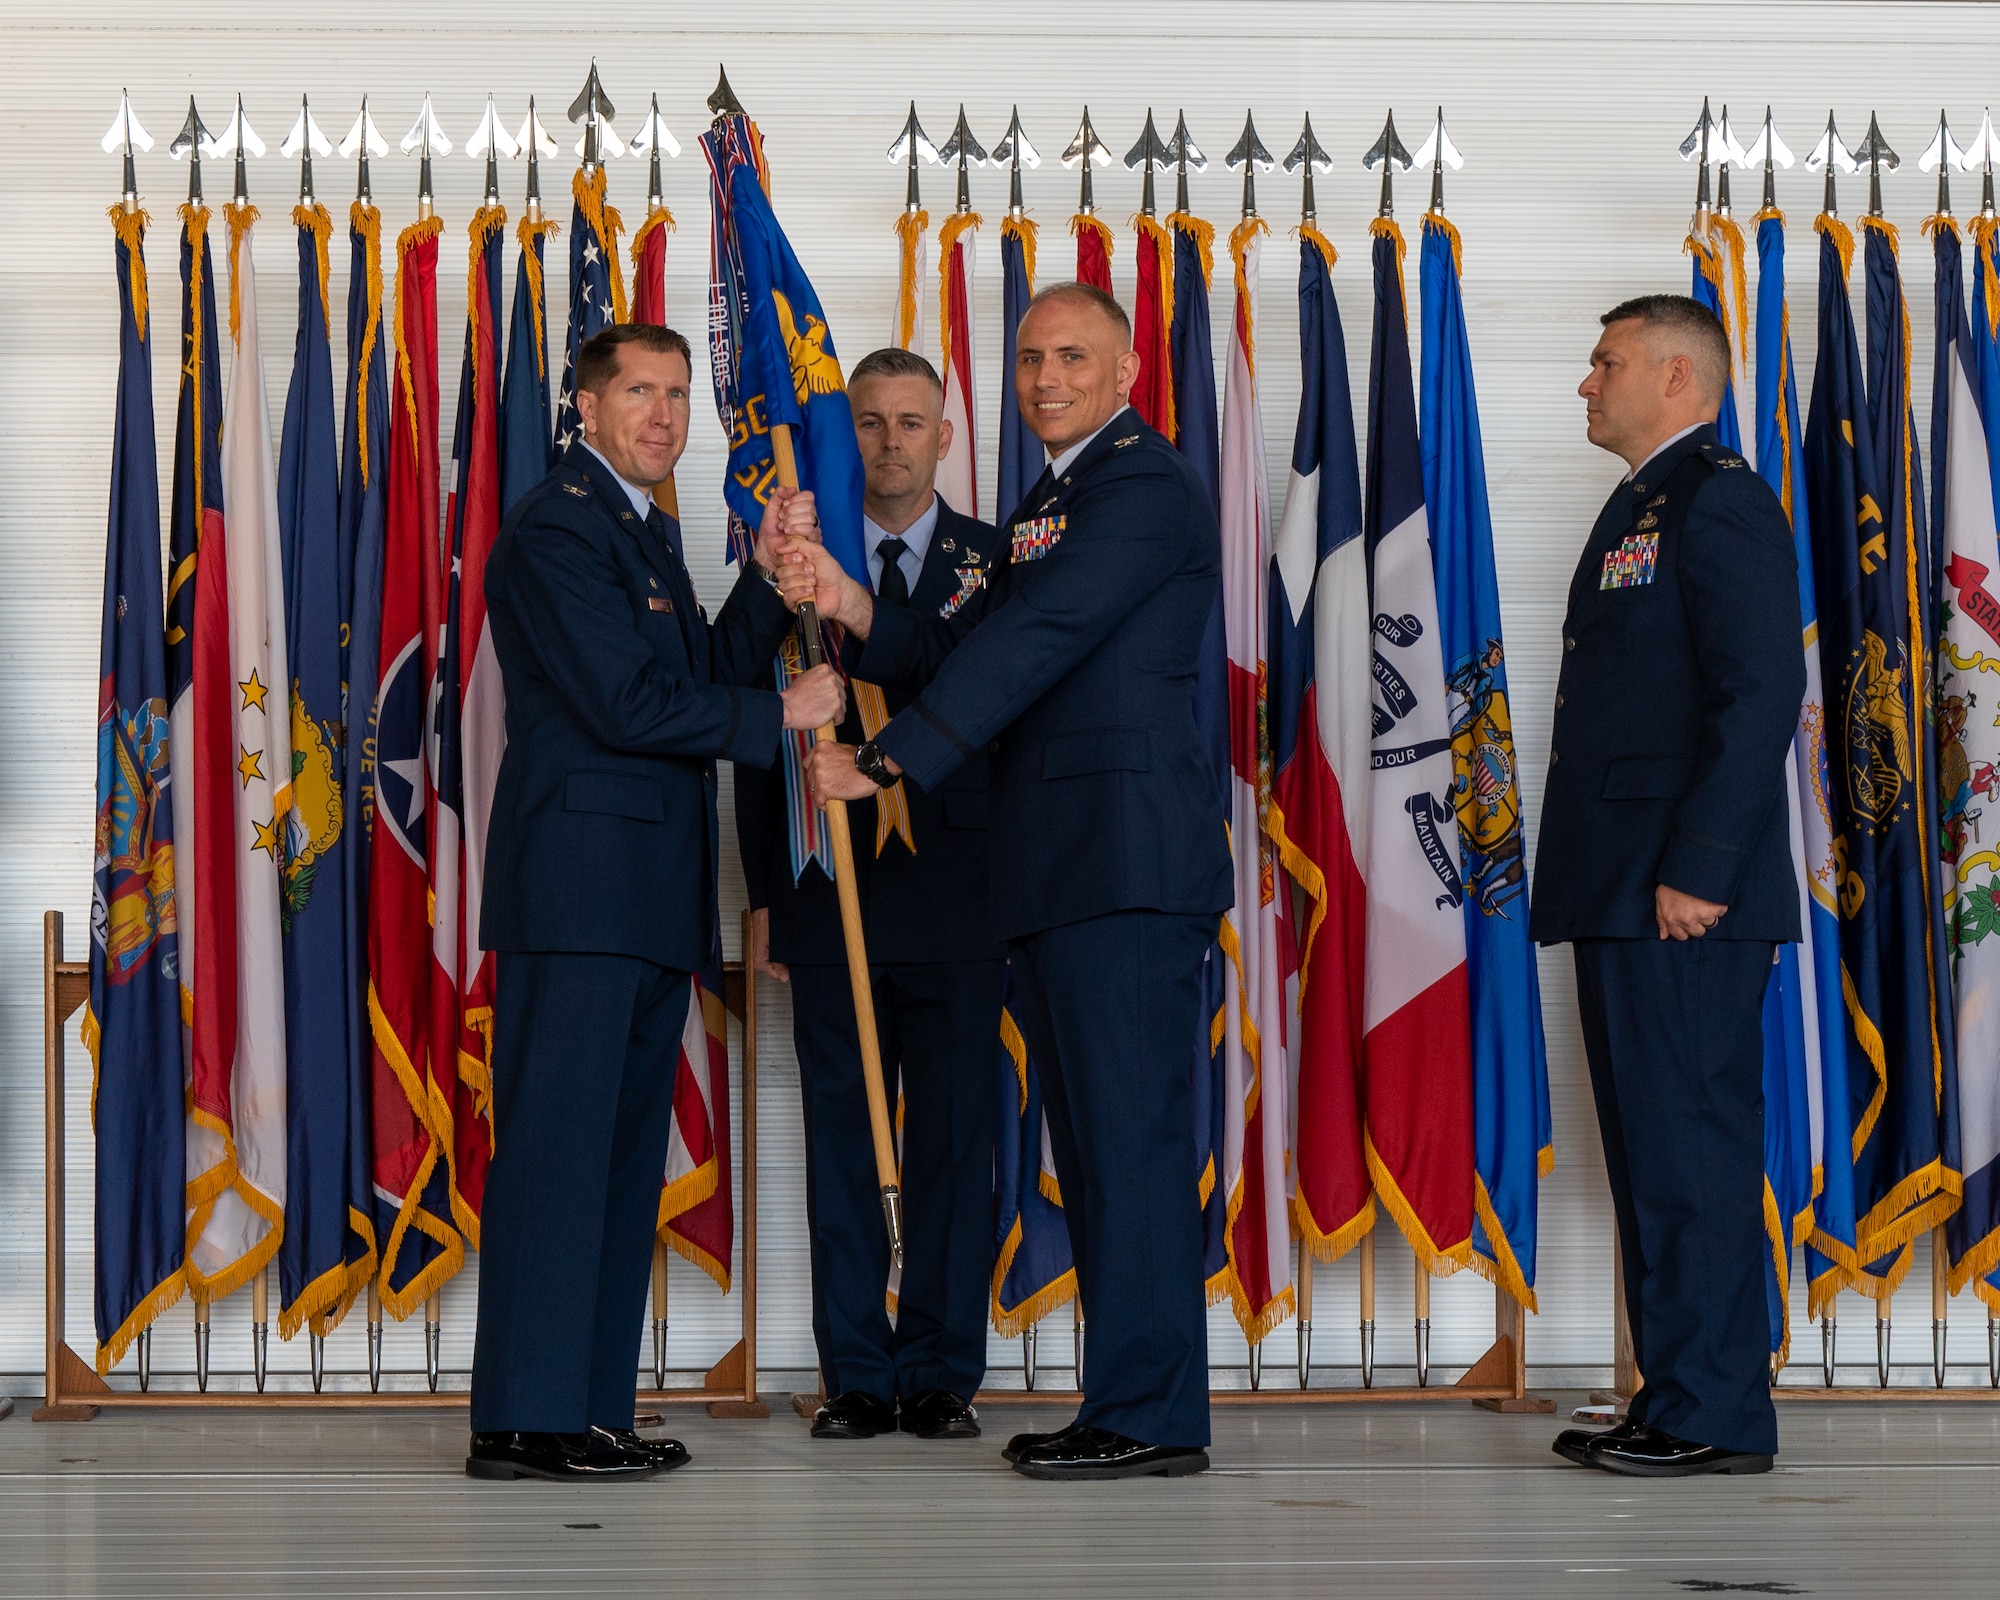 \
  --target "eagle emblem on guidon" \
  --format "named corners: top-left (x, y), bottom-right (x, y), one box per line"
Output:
top-left (774, 291), bottom-right (845, 406)
top-left (281, 689), bottom-right (345, 932)
top-left (1843, 628), bottom-right (1913, 831)
top-left (93, 696), bottom-right (178, 983)
top-left (1445, 640), bottom-right (1527, 917)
